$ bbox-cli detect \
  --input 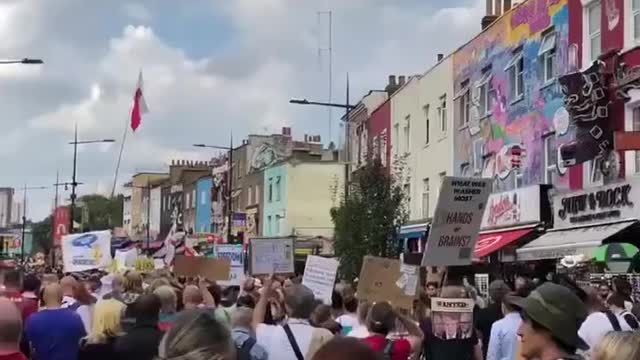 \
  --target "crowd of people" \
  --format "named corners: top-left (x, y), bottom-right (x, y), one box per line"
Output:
top-left (0, 267), bottom-right (639, 360)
